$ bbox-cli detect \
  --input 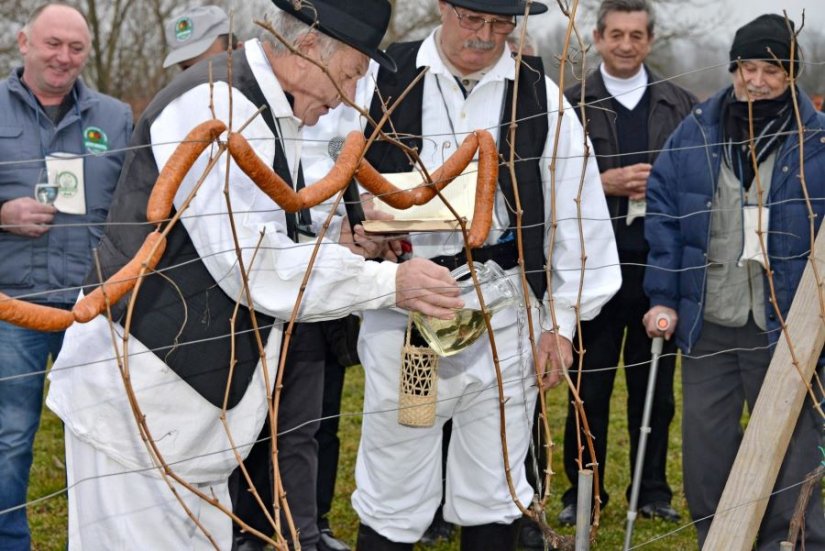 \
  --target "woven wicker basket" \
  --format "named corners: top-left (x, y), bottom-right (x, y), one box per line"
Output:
top-left (398, 315), bottom-right (439, 427)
